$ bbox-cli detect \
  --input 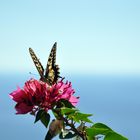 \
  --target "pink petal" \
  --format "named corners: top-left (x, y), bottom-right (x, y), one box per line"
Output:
top-left (15, 103), bottom-right (33, 114)
top-left (9, 87), bottom-right (26, 103)
top-left (69, 96), bottom-right (79, 106)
